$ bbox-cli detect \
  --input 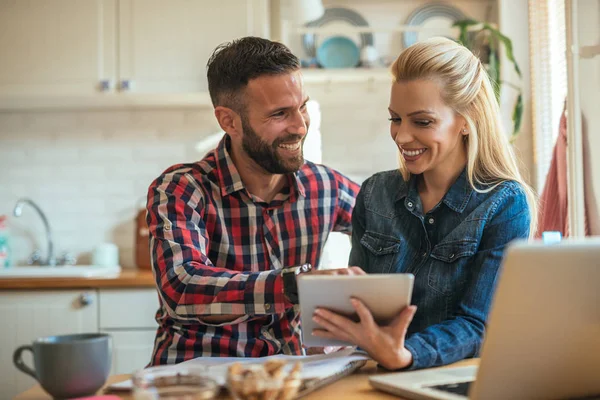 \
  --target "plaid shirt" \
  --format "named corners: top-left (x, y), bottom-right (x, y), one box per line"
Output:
top-left (146, 135), bottom-right (359, 364)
